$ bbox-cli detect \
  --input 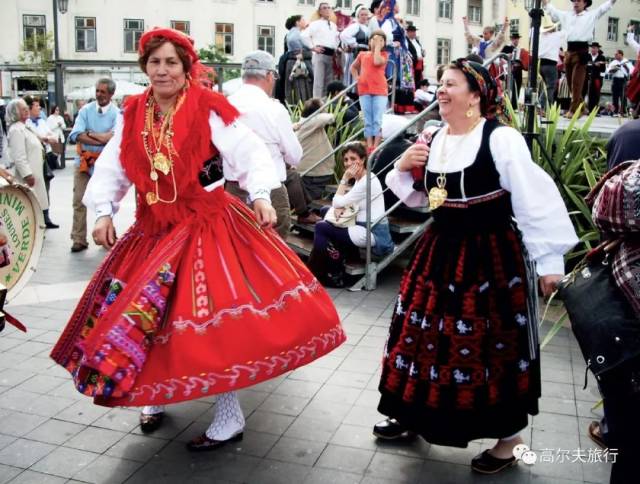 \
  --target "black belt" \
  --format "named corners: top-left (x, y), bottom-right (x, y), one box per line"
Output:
top-left (567, 41), bottom-right (589, 52)
top-left (318, 47), bottom-right (335, 56)
top-left (540, 58), bottom-right (558, 66)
